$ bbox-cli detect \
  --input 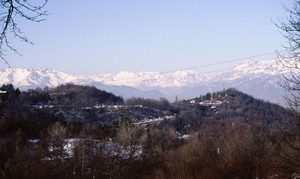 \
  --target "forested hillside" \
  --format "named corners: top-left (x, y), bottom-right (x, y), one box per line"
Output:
top-left (172, 88), bottom-right (290, 133)
top-left (17, 83), bottom-right (124, 106)
top-left (0, 84), bottom-right (297, 178)
top-left (0, 84), bottom-right (123, 138)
